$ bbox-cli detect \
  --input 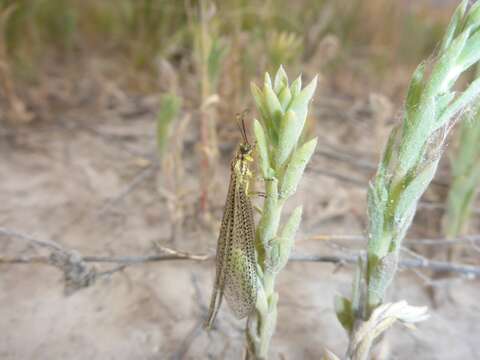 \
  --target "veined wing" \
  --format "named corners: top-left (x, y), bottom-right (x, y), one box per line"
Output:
top-left (223, 173), bottom-right (257, 319)
top-left (205, 171), bottom-right (236, 328)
